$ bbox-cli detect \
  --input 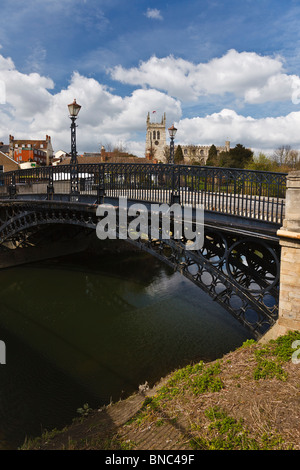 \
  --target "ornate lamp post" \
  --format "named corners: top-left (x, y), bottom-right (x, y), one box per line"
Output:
top-left (68, 99), bottom-right (81, 198)
top-left (168, 124), bottom-right (180, 204)
top-left (168, 124), bottom-right (177, 164)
